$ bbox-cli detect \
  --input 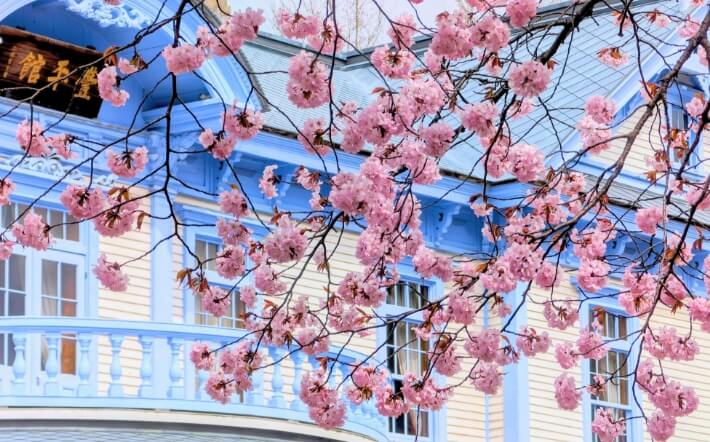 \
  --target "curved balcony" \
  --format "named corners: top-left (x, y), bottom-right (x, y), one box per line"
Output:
top-left (0, 317), bottom-right (389, 442)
